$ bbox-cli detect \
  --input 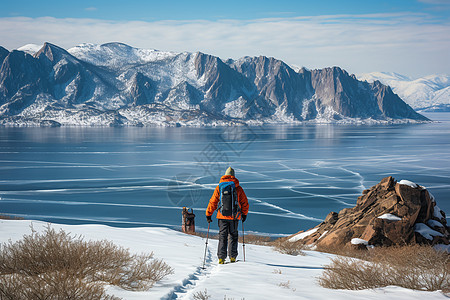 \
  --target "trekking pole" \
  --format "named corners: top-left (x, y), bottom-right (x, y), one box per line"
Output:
top-left (242, 219), bottom-right (246, 262)
top-left (202, 222), bottom-right (211, 269)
